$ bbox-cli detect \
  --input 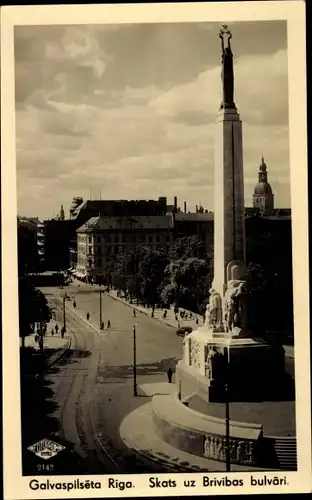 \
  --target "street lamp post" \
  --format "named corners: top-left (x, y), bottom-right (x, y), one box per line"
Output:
top-left (225, 342), bottom-right (231, 472)
top-left (63, 293), bottom-right (66, 332)
top-left (133, 324), bottom-right (137, 396)
top-left (100, 287), bottom-right (104, 329)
